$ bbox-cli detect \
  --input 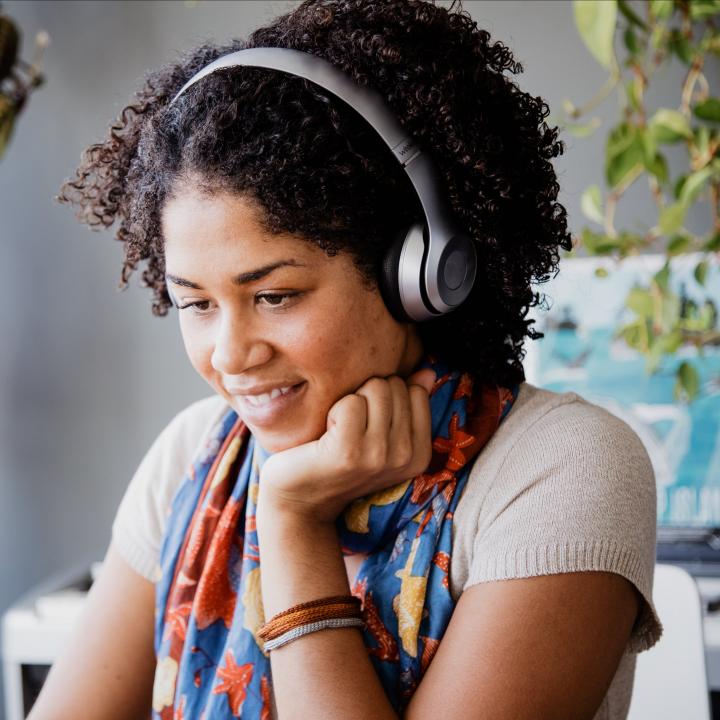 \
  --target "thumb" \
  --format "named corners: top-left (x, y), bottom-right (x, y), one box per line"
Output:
top-left (406, 367), bottom-right (436, 395)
